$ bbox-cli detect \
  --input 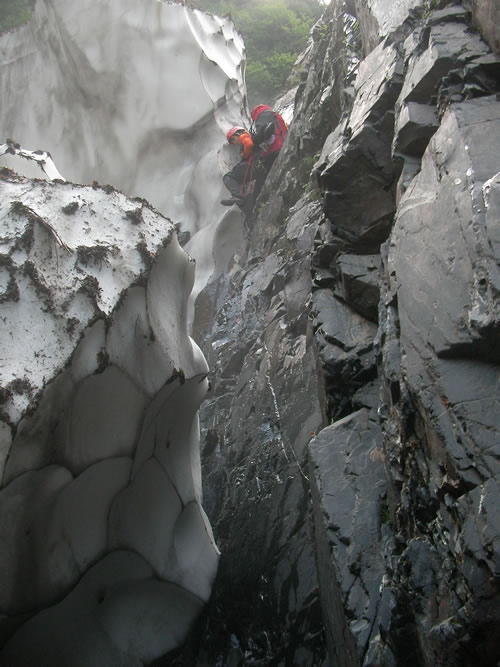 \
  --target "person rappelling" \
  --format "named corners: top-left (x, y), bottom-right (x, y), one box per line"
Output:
top-left (250, 104), bottom-right (288, 172)
top-left (220, 105), bottom-right (288, 217)
top-left (220, 126), bottom-right (260, 216)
